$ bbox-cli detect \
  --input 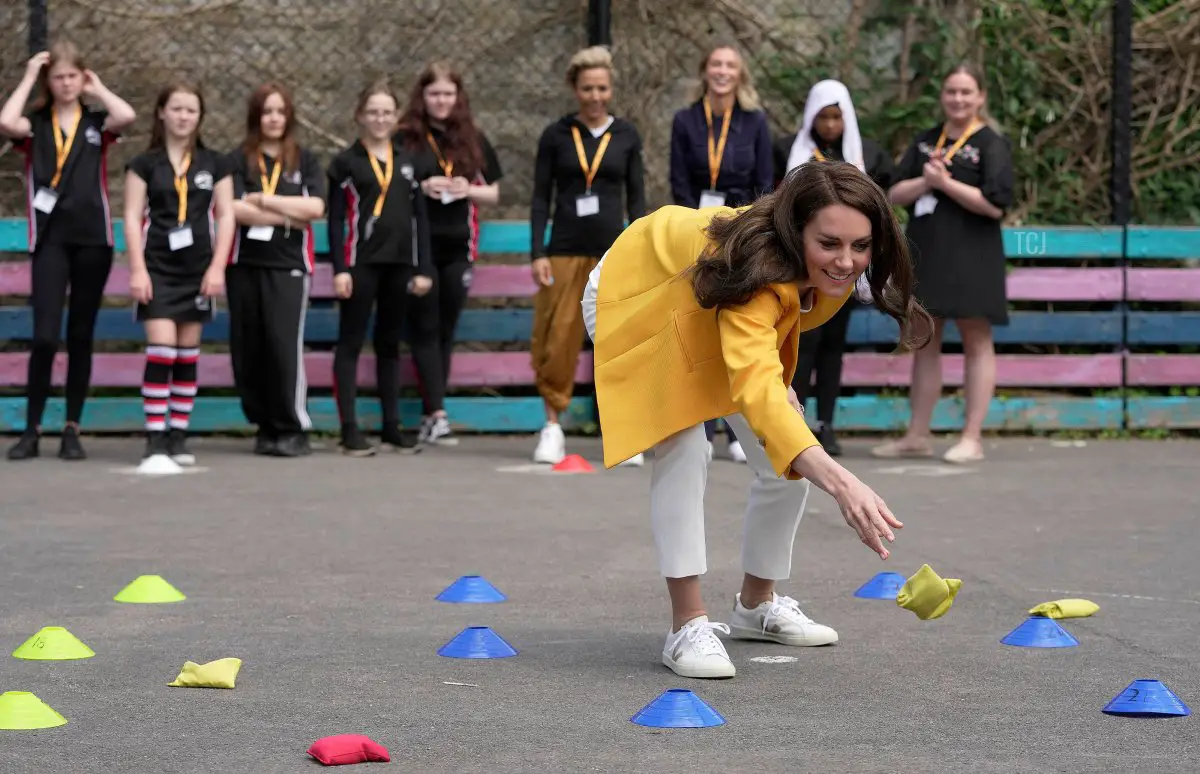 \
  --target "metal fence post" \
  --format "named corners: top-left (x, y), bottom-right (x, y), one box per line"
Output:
top-left (1112, 0), bottom-right (1133, 428)
top-left (588, 0), bottom-right (611, 47)
top-left (28, 0), bottom-right (49, 56)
